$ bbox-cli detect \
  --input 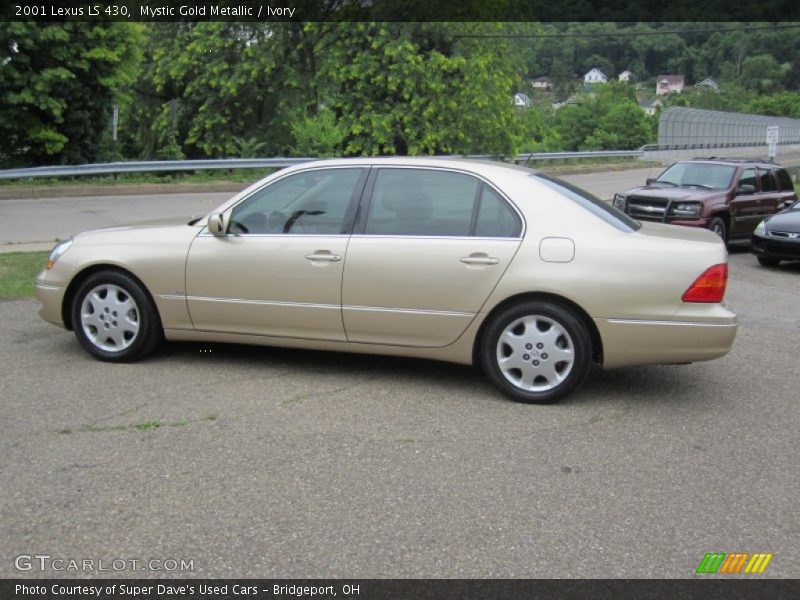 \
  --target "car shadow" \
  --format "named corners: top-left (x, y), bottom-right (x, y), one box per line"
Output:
top-left (160, 340), bottom-right (484, 385)
top-left (567, 364), bottom-right (708, 408)
top-left (159, 342), bottom-right (701, 407)
top-left (763, 260), bottom-right (800, 272)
